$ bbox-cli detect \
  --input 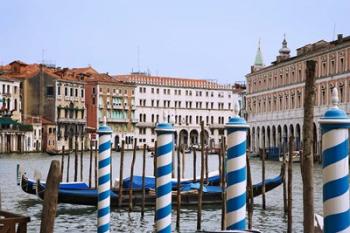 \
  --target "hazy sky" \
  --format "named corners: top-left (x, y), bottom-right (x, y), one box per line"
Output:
top-left (1, 1), bottom-right (349, 83)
